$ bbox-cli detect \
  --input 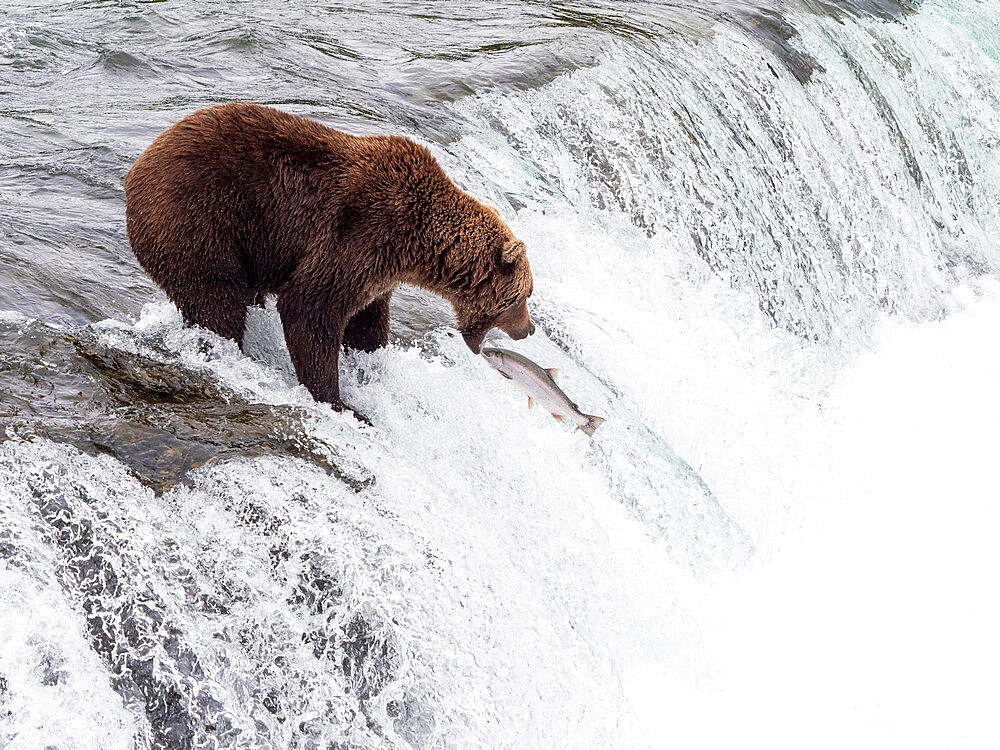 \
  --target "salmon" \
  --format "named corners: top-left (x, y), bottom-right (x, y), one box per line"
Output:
top-left (482, 347), bottom-right (606, 437)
